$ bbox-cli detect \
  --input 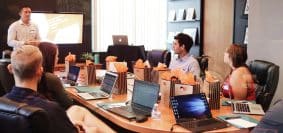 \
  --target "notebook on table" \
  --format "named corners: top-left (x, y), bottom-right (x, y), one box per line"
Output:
top-left (77, 72), bottom-right (118, 100)
top-left (170, 93), bottom-right (228, 132)
top-left (231, 101), bottom-right (265, 115)
top-left (63, 65), bottom-right (80, 86)
top-left (112, 35), bottom-right (128, 45)
top-left (107, 80), bottom-right (160, 120)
